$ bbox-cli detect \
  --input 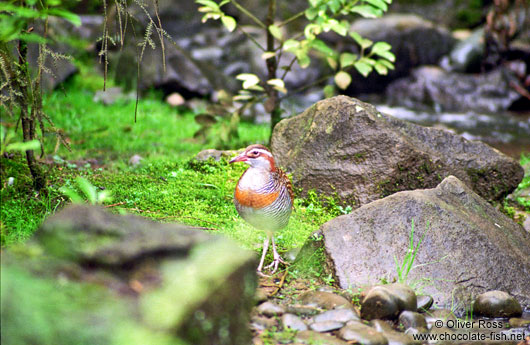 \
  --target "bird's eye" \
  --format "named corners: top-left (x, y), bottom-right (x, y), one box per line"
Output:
top-left (251, 150), bottom-right (259, 155)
